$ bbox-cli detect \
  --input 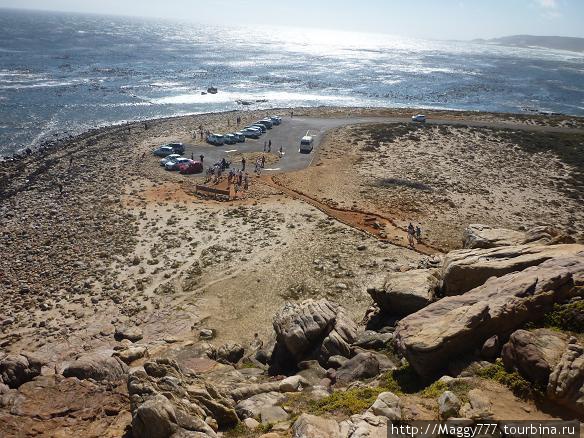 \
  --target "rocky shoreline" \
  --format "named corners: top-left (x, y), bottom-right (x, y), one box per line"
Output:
top-left (1, 108), bottom-right (583, 437)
